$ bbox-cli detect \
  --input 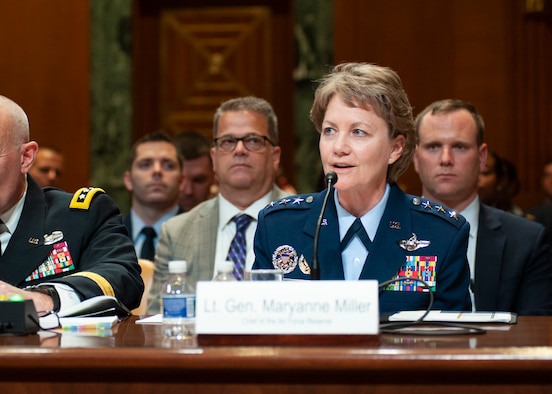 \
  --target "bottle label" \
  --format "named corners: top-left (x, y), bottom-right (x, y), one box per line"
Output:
top-left (163, 295), bottom-right (196, 318)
